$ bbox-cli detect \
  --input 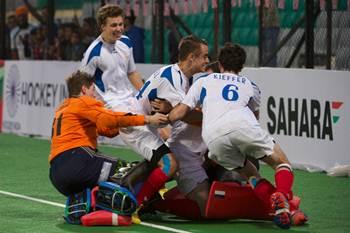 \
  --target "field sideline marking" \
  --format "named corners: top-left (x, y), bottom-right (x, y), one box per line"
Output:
top-left (0, 190), bottom-right (192, 233)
